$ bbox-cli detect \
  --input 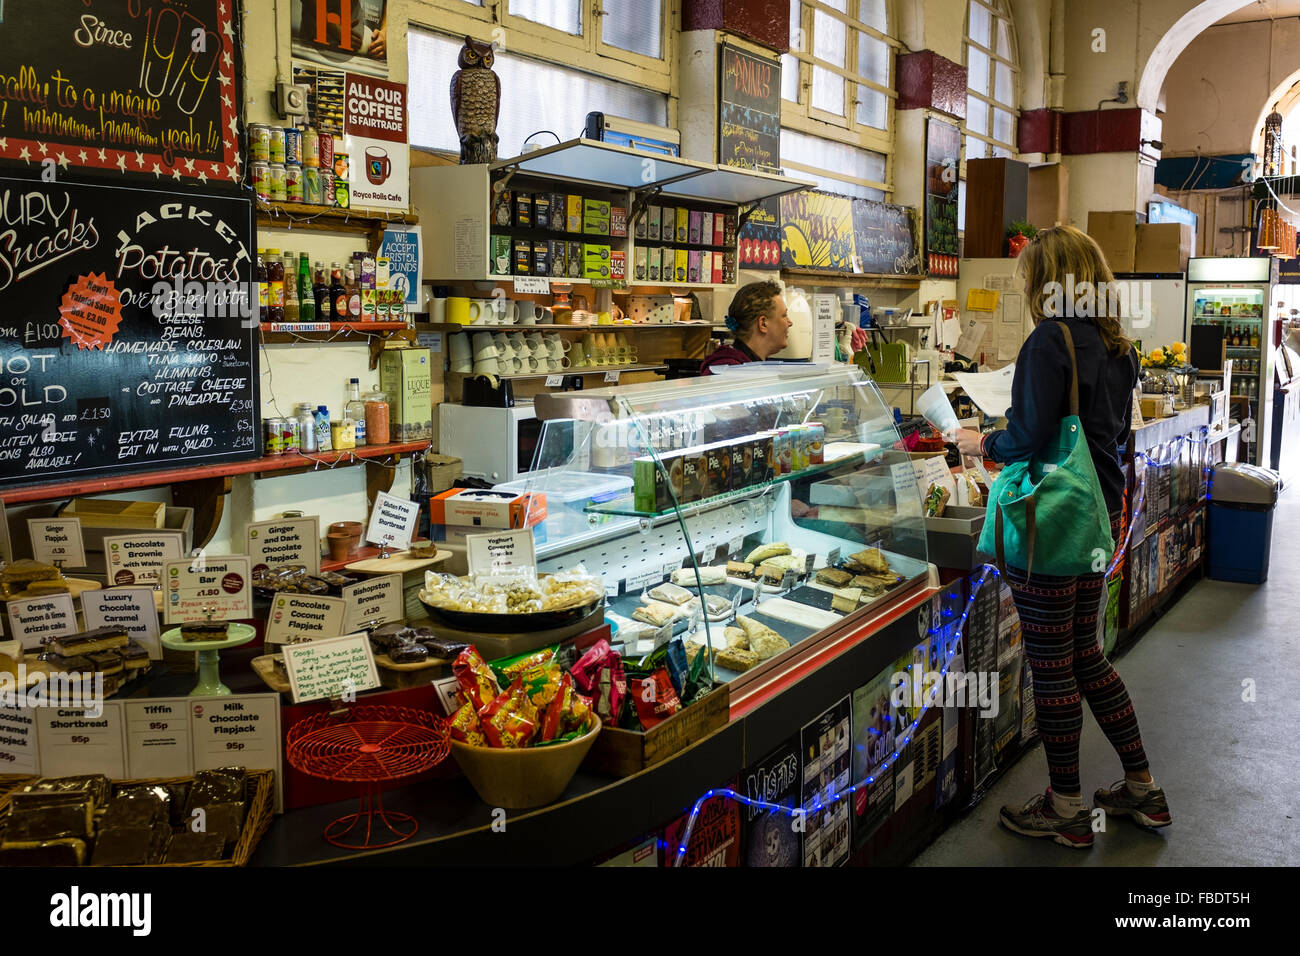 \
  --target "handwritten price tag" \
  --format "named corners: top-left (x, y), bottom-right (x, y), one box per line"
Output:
top-left (514, 276), bottom-right (550, 295)
top-left (604, 371), bottom-right (621, 383)
top-left (545, 375), bottom-right (563, 387)
top-left (627, 566), bottom-right (664, 592)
